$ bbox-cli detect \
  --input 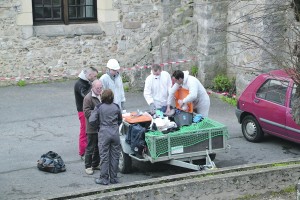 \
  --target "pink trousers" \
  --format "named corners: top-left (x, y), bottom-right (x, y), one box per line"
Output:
top-left (78, 112), bottom-right (87, 156)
